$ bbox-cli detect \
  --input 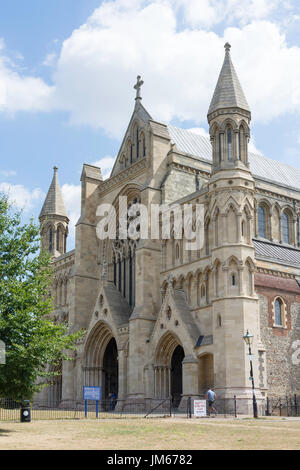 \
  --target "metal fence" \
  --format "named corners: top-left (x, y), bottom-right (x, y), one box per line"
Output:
top-left (1, 395), bottom-right (299, 421)
top-left (265, 395), bottom-right (300, 417)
